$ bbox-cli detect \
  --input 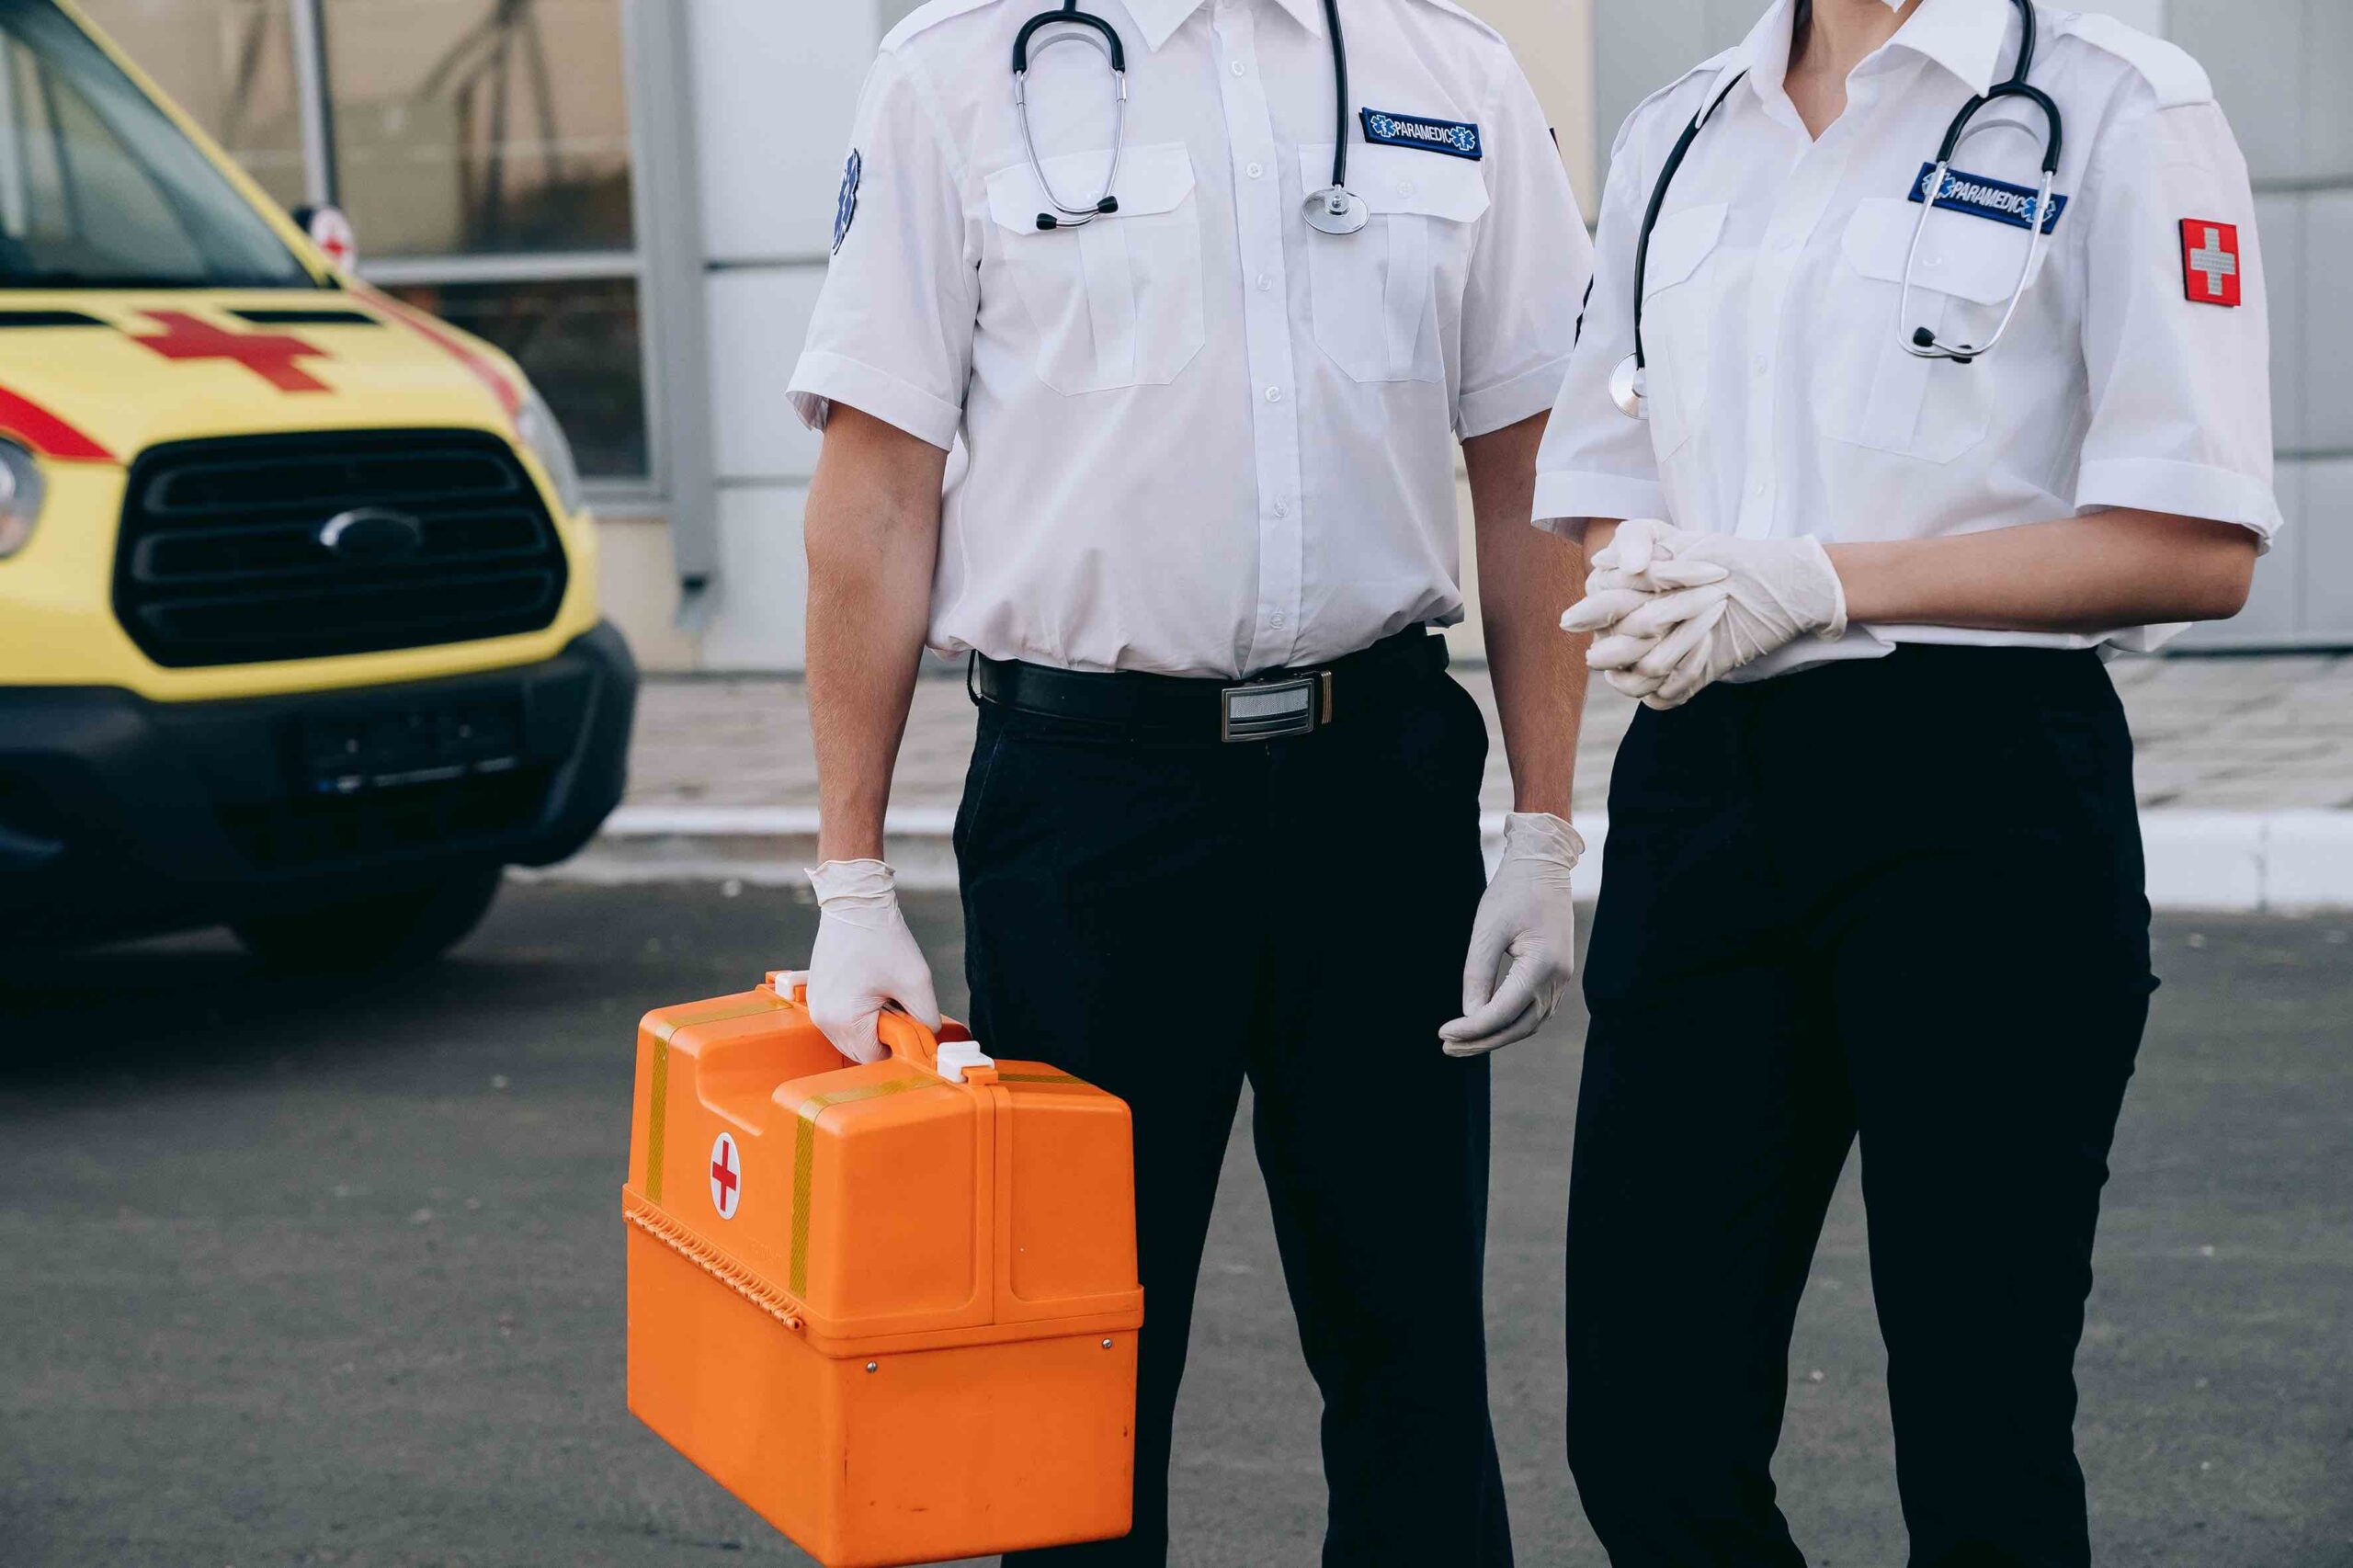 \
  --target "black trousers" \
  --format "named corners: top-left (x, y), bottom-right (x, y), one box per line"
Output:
top-left (1565, 646), bottom-right (2155, 1568)
top-left (956, 656), bottom-right (1513, 1567)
